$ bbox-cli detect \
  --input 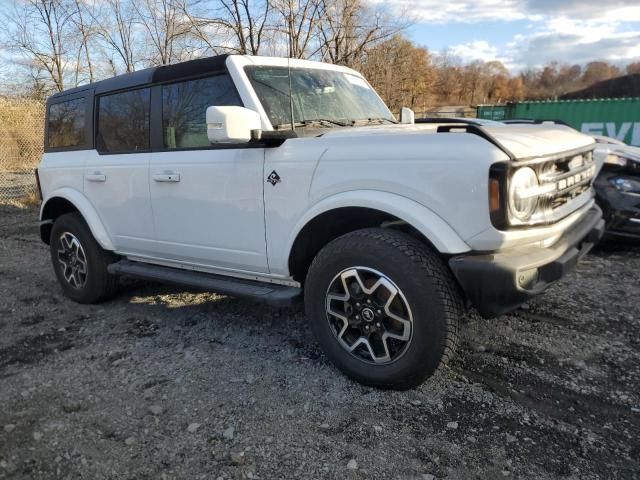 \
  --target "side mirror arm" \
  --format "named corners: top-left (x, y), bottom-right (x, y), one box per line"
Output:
top-left (250, 129), bottom-right (298, 147)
